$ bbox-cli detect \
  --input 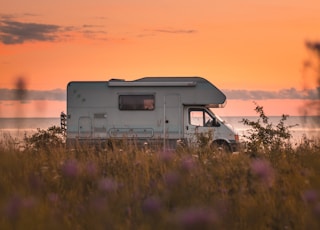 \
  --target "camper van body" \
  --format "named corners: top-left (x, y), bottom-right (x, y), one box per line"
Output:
top-left (66, 77), bottom-right (239, 151)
